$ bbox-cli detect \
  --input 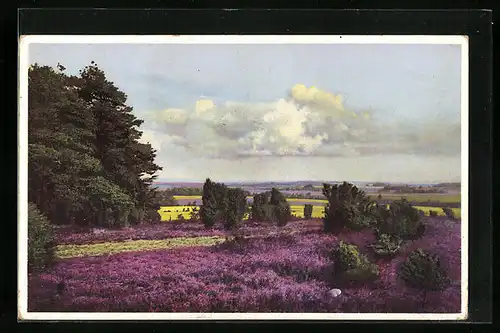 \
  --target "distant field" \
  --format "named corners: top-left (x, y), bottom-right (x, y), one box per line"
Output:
top-left (158, 205), bottom-right (250, 221)
top-left (158, 205), bottom-right (199, 221)
top-left (414, 206), bottom-right (461, 217)
top-left (159, 204), bottom-right (460, 221)
top-left (368, 193), bottom-right (461, 203)
top-left (173, 194), bottom-right (461, 204)
top-left (290, 205), bottom-right (324, 218)
top-left (172, 195), bottom-right (202, 200)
